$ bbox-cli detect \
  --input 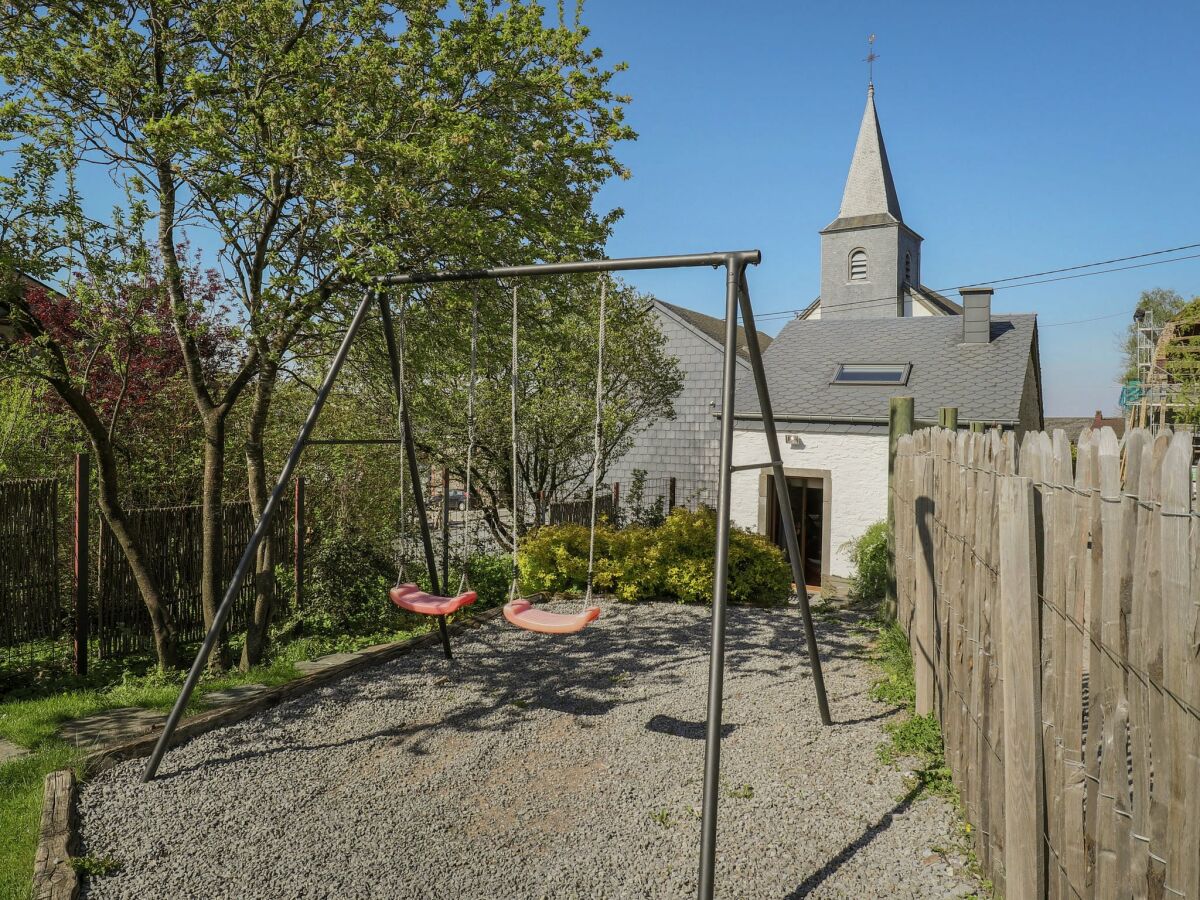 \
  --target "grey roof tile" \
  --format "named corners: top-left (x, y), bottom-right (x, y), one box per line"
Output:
top-left (737, 314), bottom-right (1038, 425)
